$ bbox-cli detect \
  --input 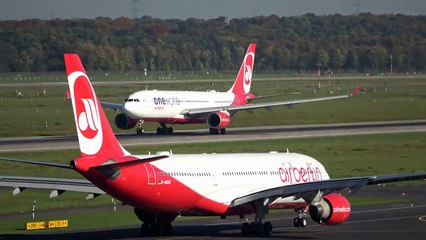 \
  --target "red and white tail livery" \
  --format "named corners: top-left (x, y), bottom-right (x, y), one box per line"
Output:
top-left (65, 54), bottom-right (129, 158)
top-left (228, 43), bottom-right (255, 96)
